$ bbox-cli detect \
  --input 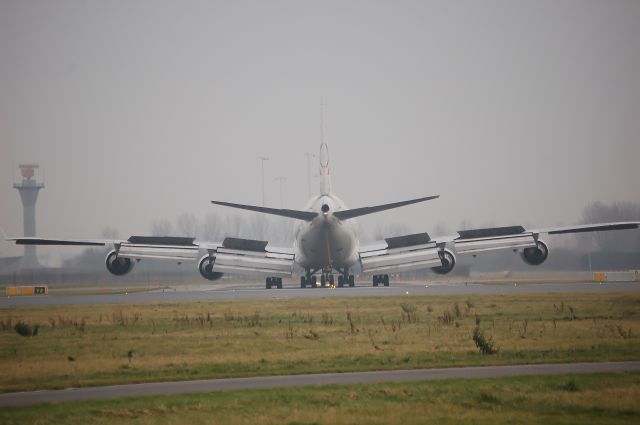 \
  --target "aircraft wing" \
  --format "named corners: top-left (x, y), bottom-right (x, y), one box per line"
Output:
top-left (9, 237), bottom-right (113, 246)
top-left (359, 222), bottom-right (639, 275)
top-left (6, 234), bottom-right (294, 278)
